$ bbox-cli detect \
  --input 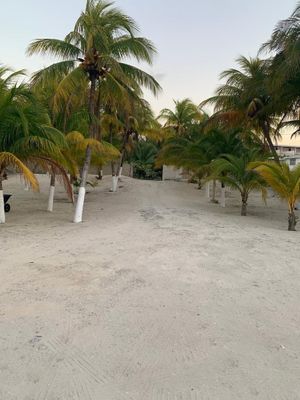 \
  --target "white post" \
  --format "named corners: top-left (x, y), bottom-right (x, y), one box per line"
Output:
top-left (220, 185), bottom-right (226, 208)
top-left (206, 182), bottom-right (210, 199)
top-left (73, 186), bottom-right (86, 223)
top-left (0, 190), bottom-right (5, 224)
top-left (47, 185), bottom-right (55, 212)
top-left (24, 182), bottom-right (29, 191)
